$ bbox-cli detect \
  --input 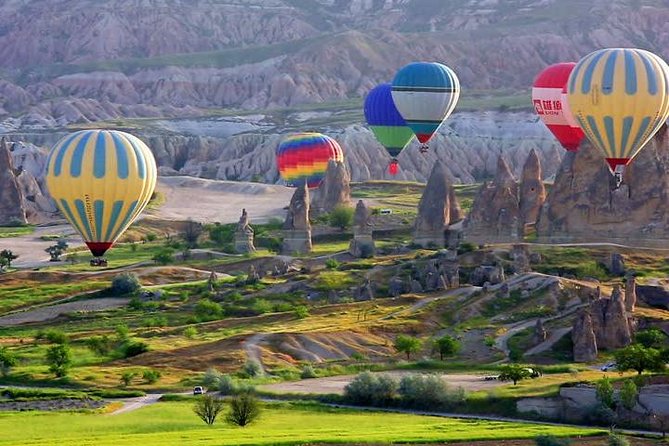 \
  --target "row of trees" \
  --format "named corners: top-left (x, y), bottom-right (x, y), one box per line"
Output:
top-left (393, 334), bottom-right (460, 361)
